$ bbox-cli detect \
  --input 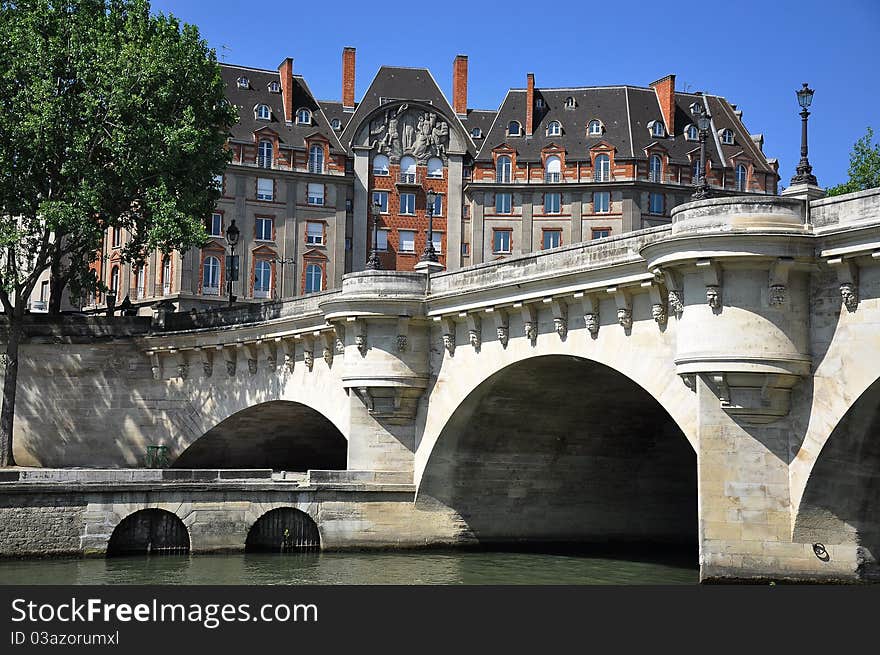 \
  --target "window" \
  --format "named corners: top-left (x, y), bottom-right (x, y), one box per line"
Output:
top-left (545, 155), bottom-right (561, 183)
top-left (307, 183), bottom-right (324, 206)
top-left (493, 229), bottom-right (511, 254)
top-left (345, 199), bottom-right (352, 211)
top-left (399, 229), bottom-right (416, 252)
top-left (331, 118), bottom-right (341, 130)
top-left (427, 157), bottom-right (443, 178)
top-left (685, 124), bottom-right (698, 141)
top-left (372, 154), bottom-right (389, 176)
top-left (592, 228), bottom-right (611, 240)
top-left (495, 192), bottom-right (512, 214)
top-left (690, 102), bottom-right (702, 115)
top-left (544, 192), bottom-right (561, 214)
top-left (693, 159), bottom-right (701, 179)
top-left (736, 164), bottom-right (748, 191)
top-left (721, 129), bottom-right (734, 145)
top-left (111, 226), bottom-right (122, 248)
top-left (254, 260), bottom-right (271, 298)
top-left (372, 190), bottom-right (388, 213)
top-left (588, 119), bottom-right (602, 135)
top-left (376, 229), bottom-right (388, 251)
top-left (202, 256), bottom-right (220, 294)
top-left (161, 256), bottom-right (171, 295)
top-left (594, 191), bottom-right (610, 213)
top-left (496, 155), bottom-right (511, 183)
top-left (268, 81), bottom-right (280, 93)
top-left (256, 104), bottom-right (271, 120)
top-left (594, 154), bottom-right (610, 181)
top-left (400, 156), bottom-right (417, 183)
top-left (535, 98), bottom-right (543, 109)
top-left (305, 263), bottom-right (322, 293)
top-left (257, 140), bottom-right (273, 168)
top-left (543, 230), bottom-right (561, 249)
top-left (651, 121), bottom-right (666, 138)
top-left (308, 144), bottom-right (324, 173)
top-left (547, 121), bottom-right (561, 136)
top-left (462, 203), bottom-right (470, 218)
top-left (430, 194), bottom-right (443, 216)
top-left (208, 213), bottom-right (223, 236)
top-left (306, 221), bottom-right (324, 245)
top-left (471, 127), bottom-right (482, 138)
top-left (237, 76), bottom-right (249, 89)
top-left (461, 243), bottom-right (470, 256)
top-left (256, 216), bottom-right (274, 240)
top-left (649, 154), bottom-right (663, 182)
top-left (297, 108), bottom-right (312, 125)
top-left (109, 266), bottom-right (120, 296)
top-left (565, 97), bottom-right (576, 109)
top-left (257, 177), bottom-right (273, 200)
top-left (649, 192), bottom-right (664, 215)
top-left (135, 266), bottom-right (146, 299)
top-left (507, 121), bottom-right (521, 136)
top-left (400, 193), bottom-right (416, 215)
